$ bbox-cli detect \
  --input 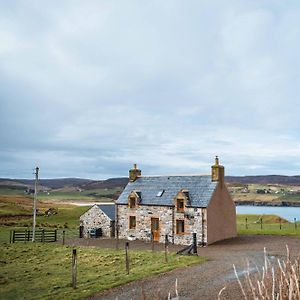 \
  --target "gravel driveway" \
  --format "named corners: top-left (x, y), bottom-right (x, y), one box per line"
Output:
top-left (67, 235), bottom-right (300, 299)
